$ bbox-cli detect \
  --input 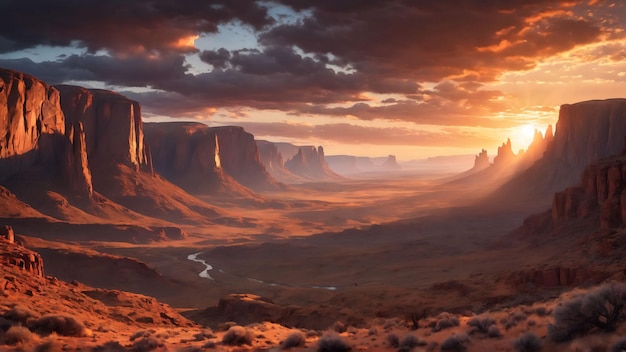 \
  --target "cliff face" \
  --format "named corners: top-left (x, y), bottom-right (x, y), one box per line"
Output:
top-left (497, 100), bottom-right (626, 202)
top-left (256, 140), bottom-right (300, 183)
top-left (212, 126), bottom-right (279, 191)
top-left (0, 69), bottom-right (65, 160)
top-left (285, 146), bottom-right (341, 180)
top-left (145, 122), bottom-right (279, 194)
top-left (55, 85), bottom-right (152, 173)
top-left (552, 156), bottom-right (626, 229)
top-left (0, 69), bottom-right (92, 198)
